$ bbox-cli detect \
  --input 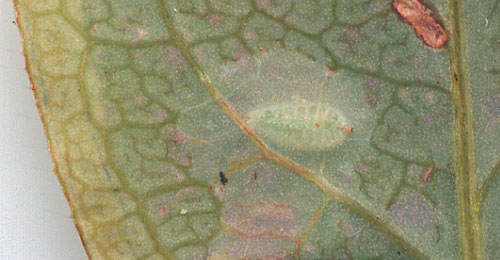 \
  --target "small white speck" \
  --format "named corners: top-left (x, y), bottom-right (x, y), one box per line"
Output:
top-left (173, 8), bottom-right (178, 13)
top-left (180, 208), bottom-right (187, 215)
top-left (480, 11), bottom-right (489, 27)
